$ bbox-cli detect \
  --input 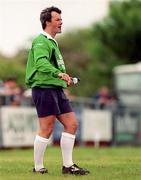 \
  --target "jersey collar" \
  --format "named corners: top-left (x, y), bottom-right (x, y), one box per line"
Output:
top-left (41, 31), bottom-right (58, 46)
